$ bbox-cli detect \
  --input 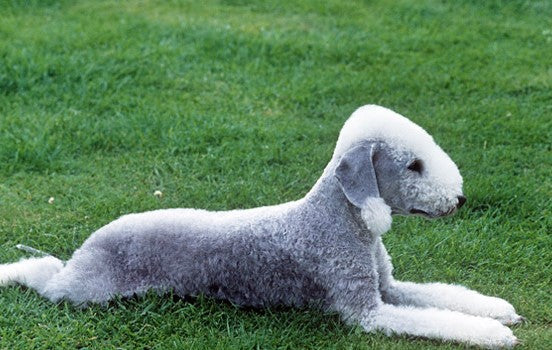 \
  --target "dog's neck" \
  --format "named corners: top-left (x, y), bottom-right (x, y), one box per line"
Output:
top-left (303, 161), bottom-right (366, 233)
top-left (304, 159), bottom-right (392, 238)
